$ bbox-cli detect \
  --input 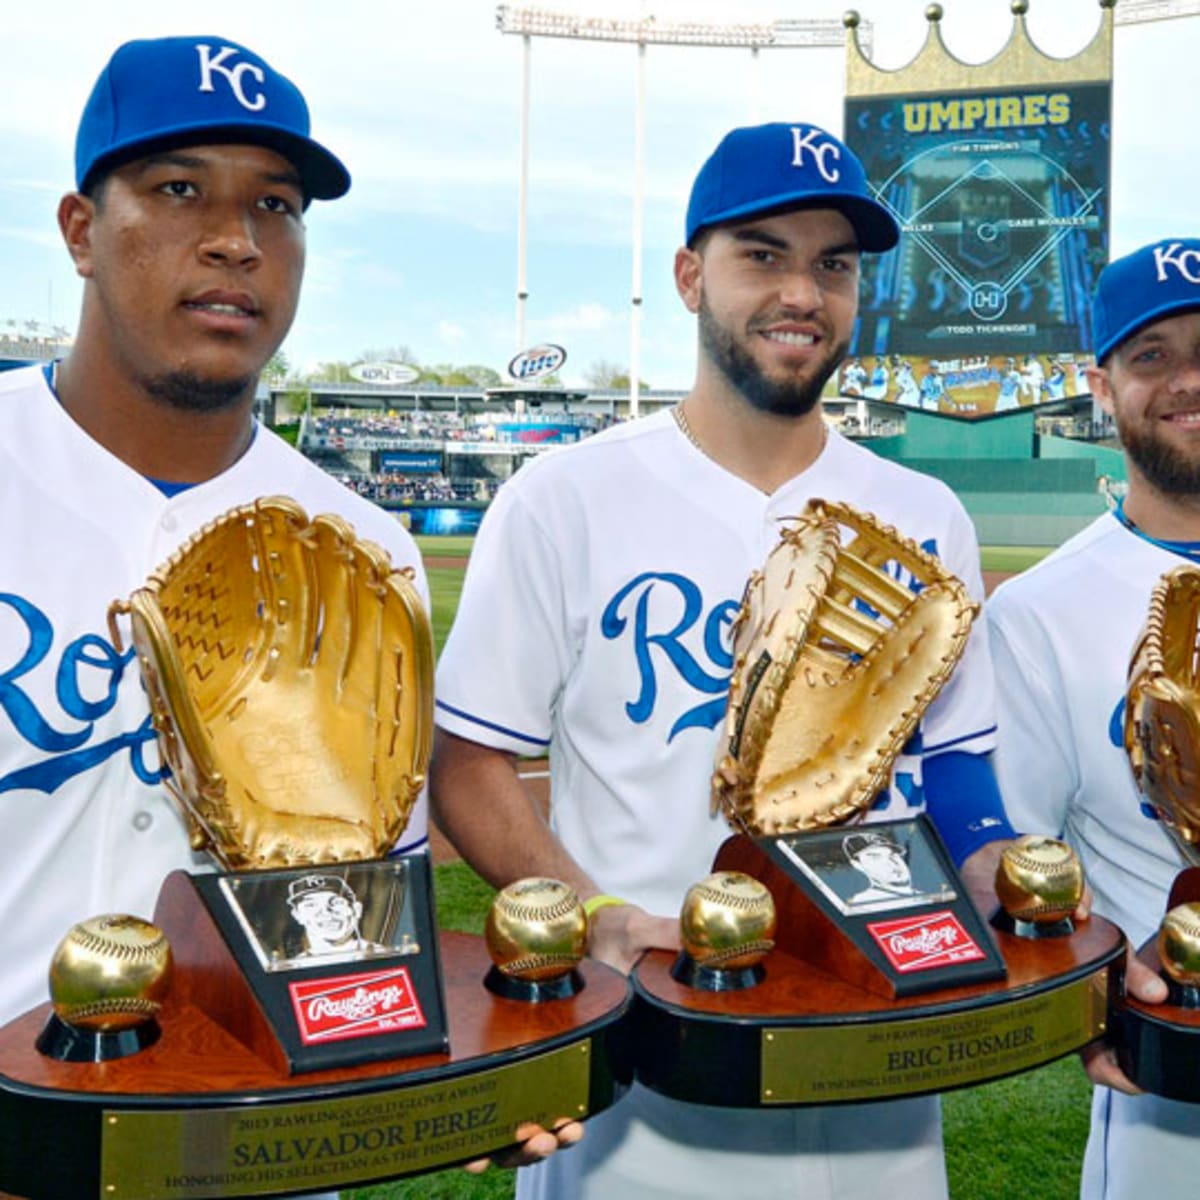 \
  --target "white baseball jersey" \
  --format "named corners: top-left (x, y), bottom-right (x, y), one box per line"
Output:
top-left (0, 365), bottom-right (429, 1028)
top-left (436, 410), bottom-right (997, 1200)
top-left (988, 512), bottom-right (1200, 1200)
